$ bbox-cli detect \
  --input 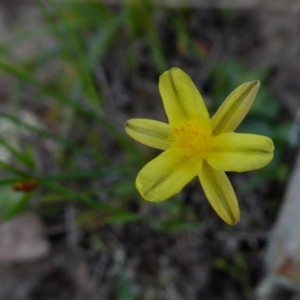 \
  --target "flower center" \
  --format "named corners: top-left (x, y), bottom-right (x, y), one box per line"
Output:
top-left (171, 120), bottom-right (212, 158)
